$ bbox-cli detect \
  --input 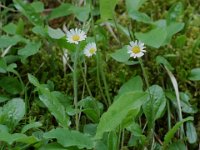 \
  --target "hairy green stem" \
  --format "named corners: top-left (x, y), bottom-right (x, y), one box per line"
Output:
top-left (73, 46), bottom-right (79, 131)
